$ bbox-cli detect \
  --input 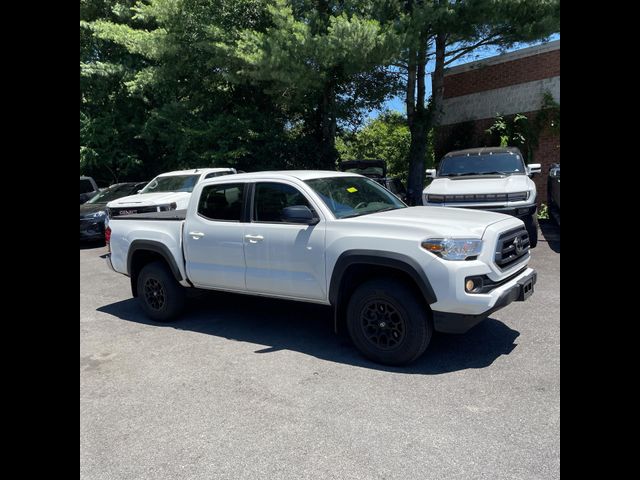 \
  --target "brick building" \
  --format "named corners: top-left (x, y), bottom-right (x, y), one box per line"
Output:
top-left (436, 40), bottom-right (560, 204)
